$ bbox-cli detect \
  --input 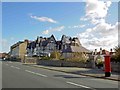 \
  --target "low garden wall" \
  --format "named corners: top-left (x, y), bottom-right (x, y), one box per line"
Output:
top-left (37, 60), bottom-right (92, 68)
top-left (23, 56), bottom-right (38, 64)
top-left (111, 62), bottom-right (120, 72)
